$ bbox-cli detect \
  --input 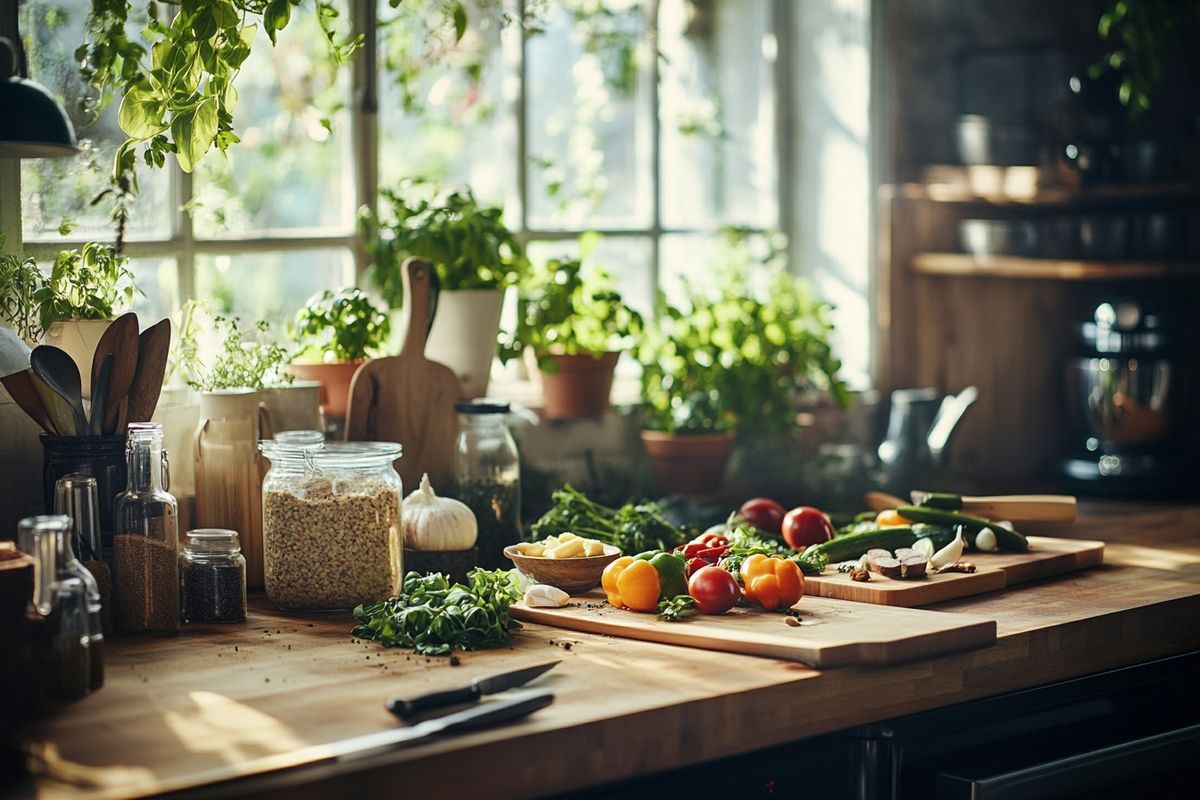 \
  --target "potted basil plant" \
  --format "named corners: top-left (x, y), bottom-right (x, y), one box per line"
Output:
top-left (502, 254), bottom-right (642, 419)
top-left (363, 180), bottom-right (525, 396)
top-left (287, 287), bottom-right (391, 420)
